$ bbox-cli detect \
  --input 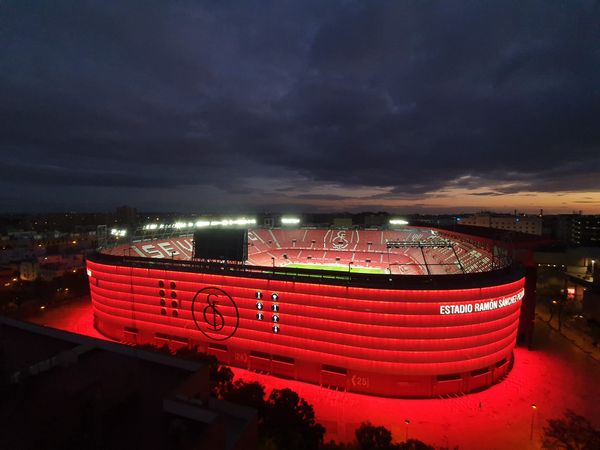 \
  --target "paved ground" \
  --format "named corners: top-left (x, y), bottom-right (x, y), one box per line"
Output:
top-left (26, 297), bottom-right (104, 339)
top-left (535, 301), bottom-right (600, 362)
top-left (235, 323), bottom-right (599, 449)
top-left (26, 297), bottom-right (600, 449)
